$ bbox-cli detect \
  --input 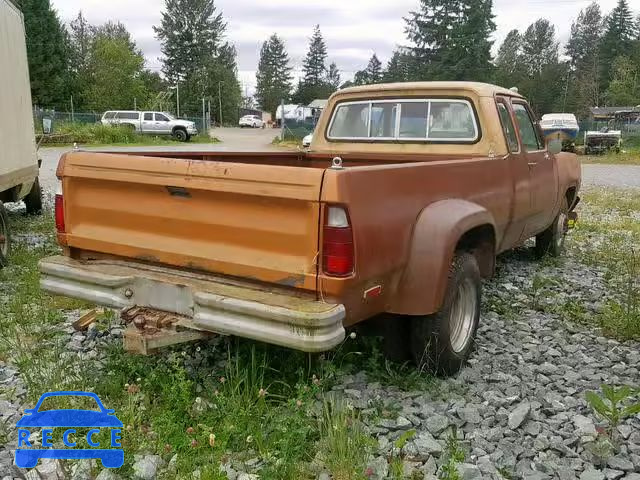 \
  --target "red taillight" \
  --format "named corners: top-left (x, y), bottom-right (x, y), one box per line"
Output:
top-left (322, 206), bottom-right (354, 277)
top-left (55, 194), bottom-right (65, 233)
